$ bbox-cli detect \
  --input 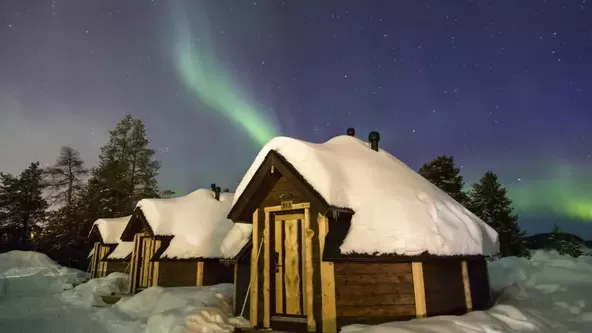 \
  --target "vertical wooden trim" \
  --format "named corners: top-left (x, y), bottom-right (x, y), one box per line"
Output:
top-left (129, 233), bottom-right (141, 293)
top-left (90, 242), bottom-right (100, 278)
top-left (318, 214), bottom-right (337, 333)
top-left (412, 262), bottom-right (427, 318)
top-left (303, 208), bottom-right (316, 332)
top-left (197, 262), bottom-right (204, 287)
top-left (249, 209), bottom-right (259, 327)
top-left (461, 261), bottom-right (473, 311)
top-left (263, 210), bottom-right (271, 327)
top-left (233, 263), bottom-right (239, 315)
top-left (152, 239), bottom-right (161, 287)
